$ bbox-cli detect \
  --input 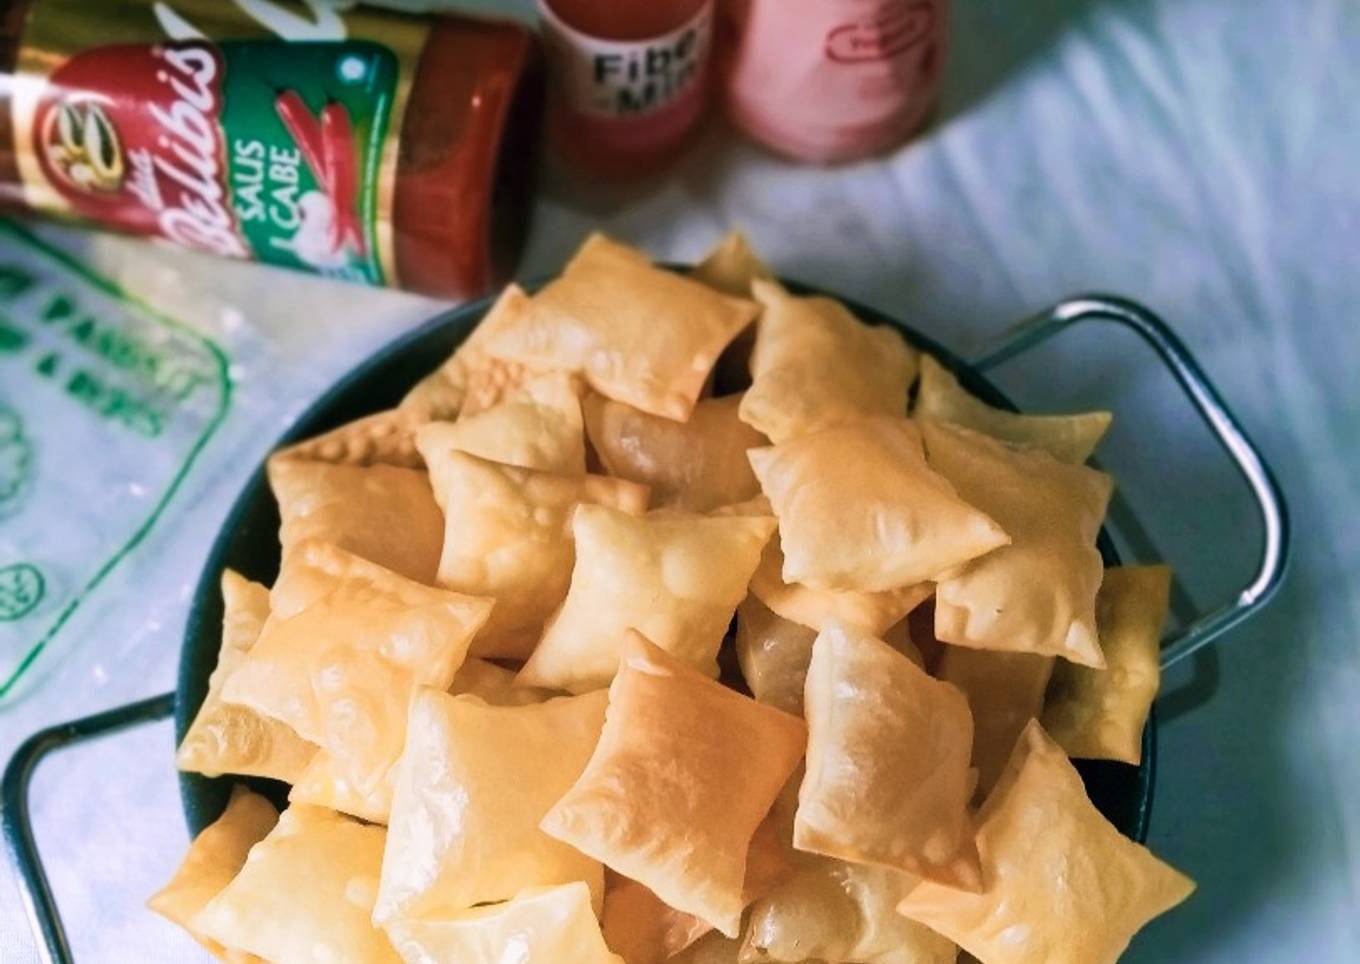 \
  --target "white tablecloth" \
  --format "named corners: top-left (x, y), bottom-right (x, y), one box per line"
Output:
top-left (3, 0), bottom-right (1357, 960)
